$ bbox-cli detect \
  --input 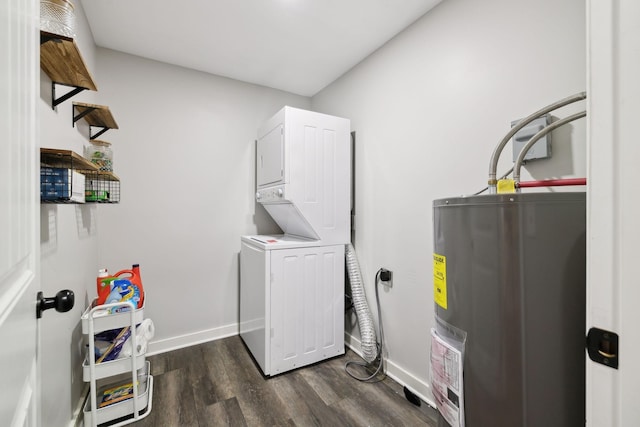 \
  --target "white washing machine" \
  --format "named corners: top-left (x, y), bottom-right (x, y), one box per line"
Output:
top-left (240, 106), bottom-right (350, 376)
top-left (240, 235), bottom-right (345, 375)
